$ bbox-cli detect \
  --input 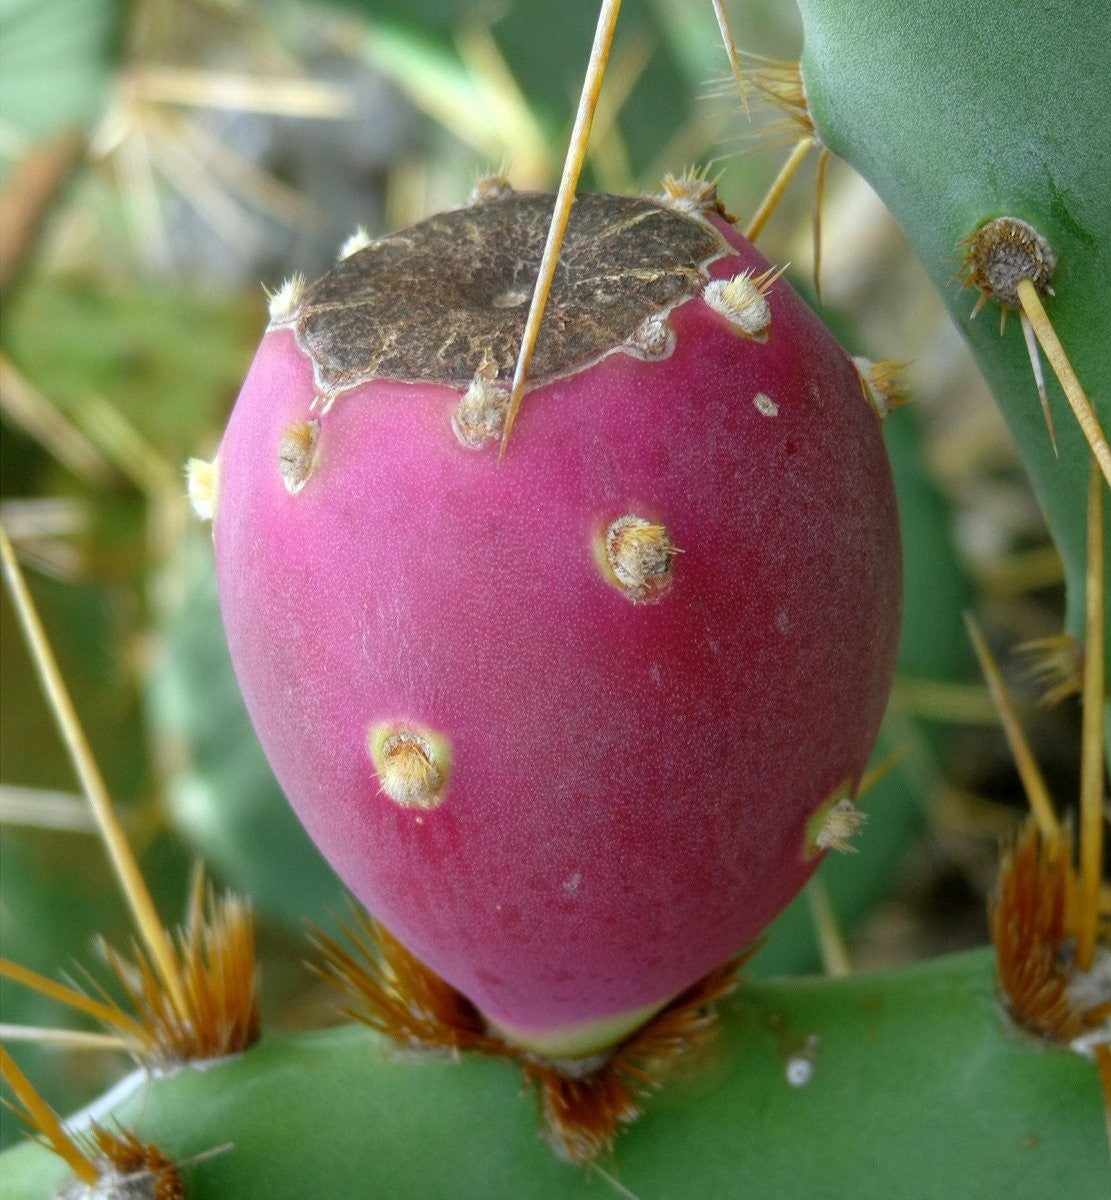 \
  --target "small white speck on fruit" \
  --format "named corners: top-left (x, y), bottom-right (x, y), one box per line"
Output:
top-left (310, 390), bottom-right (341, 416)
top-left (817, 797), bottom-right (867, 853)
top-left (468, 172), bottom-right (513, 205)
top-left (278, 420), bottom-right (320, 494)
top-left (266, 273), bottom-right (306, 326)
top-left (754, 392), bottom-right (779, 417)
top-left (453, 358), bottom-right (509, 449)
top-left (785, 1035), bottom-right (819, 1087)
top-left (338, 226), bottom-right (373, 260)
top-left (563, 871), bottom-right (582, 896)
top-left (368, 724), bottom-right (452, 810)
top-left (600, 515), bottom-right (678, 603)
top-left (702, 269), bottom-right (778, 339)
top-left (627, 313), bottom-right (676, 360)
top-left (185, 456), bottom-right (219, 522)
